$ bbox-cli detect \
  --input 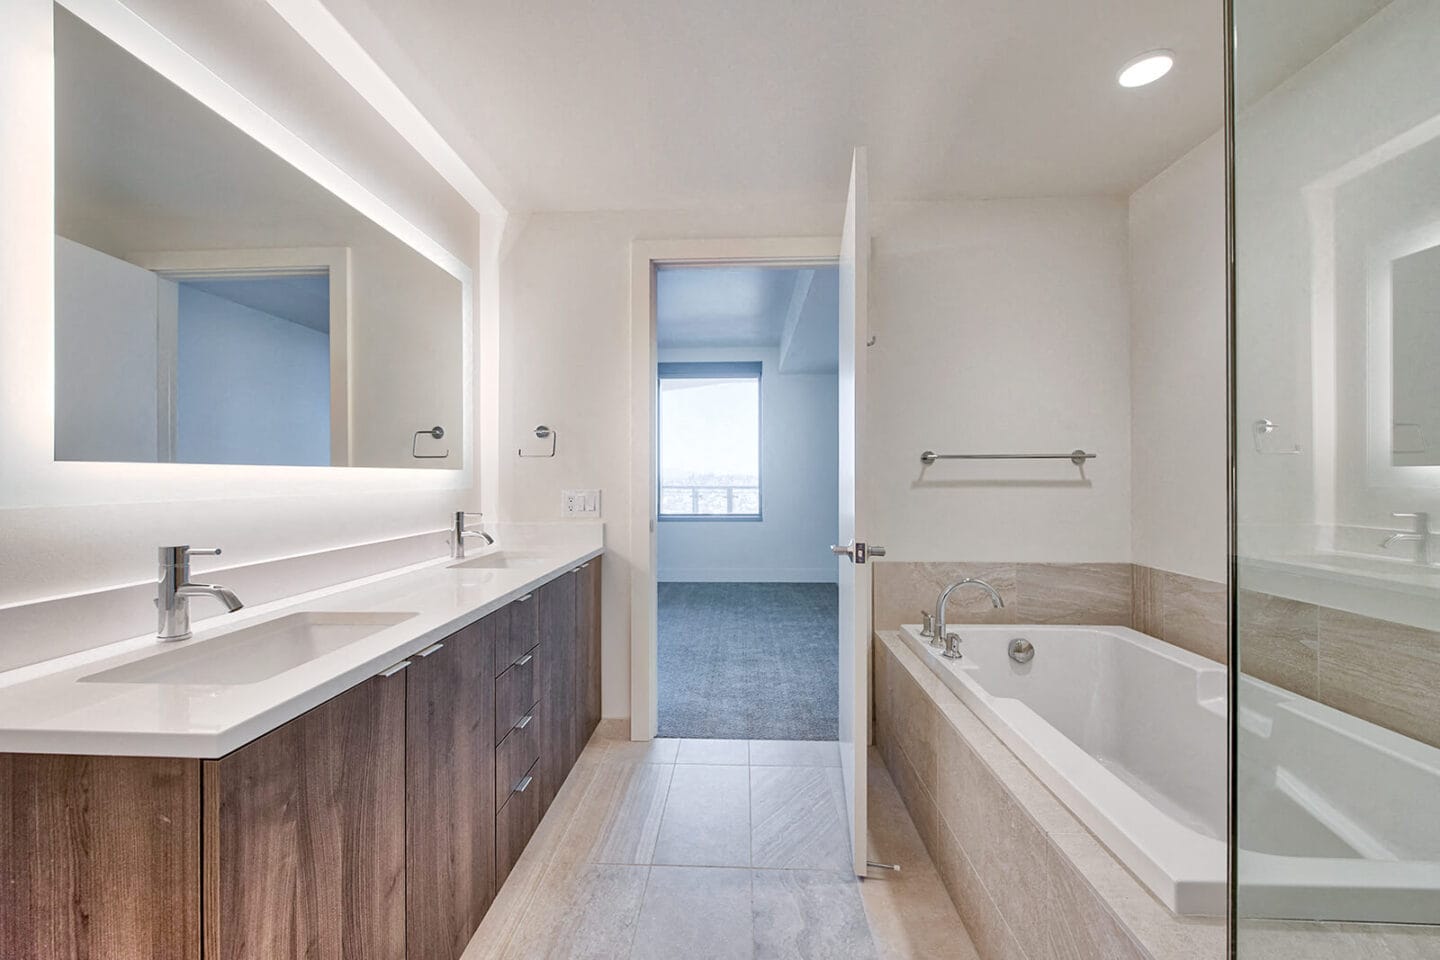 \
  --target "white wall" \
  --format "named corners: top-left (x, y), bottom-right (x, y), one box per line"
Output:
top-left (176, 284), bottom-right (331, 466)
top-left (867, 199), bottom-right (1134, 563)
top-left (499, 205), bottom-right (843, 719)
top-left (656, 347), bottom-right (838, 583)
top-left (53, 236), bottom-right (160, 463)
top-left (1232, 0), bottom-right (1440, 556)
top-left (1128, 134), bottom-right (1229, 583)
top-left (500, 198), bottom-right (1136, 717)
top-left (0, 1), bottom-right (481, 650)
